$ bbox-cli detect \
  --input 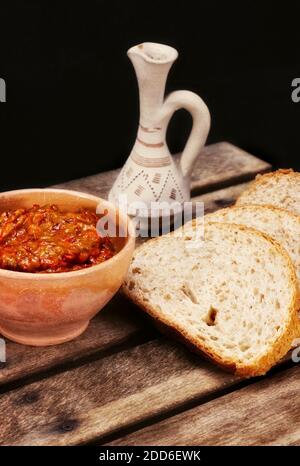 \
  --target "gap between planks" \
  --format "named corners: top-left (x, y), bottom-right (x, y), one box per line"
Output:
top-left (106, 364), bottom-right (300, 446)
top-left (0, 295), bottom-right (158, 390)
top-left (0, 336), bottom-right (294, 446)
